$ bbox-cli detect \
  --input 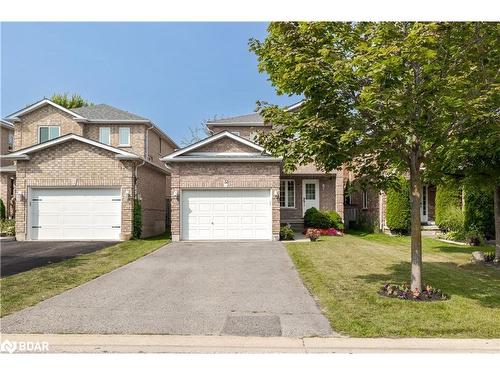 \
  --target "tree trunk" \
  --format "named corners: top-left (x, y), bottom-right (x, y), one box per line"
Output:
top-left (409, 155), bottom-right (423, 292)
top-left (494, 185), bottom-right (500, 263)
